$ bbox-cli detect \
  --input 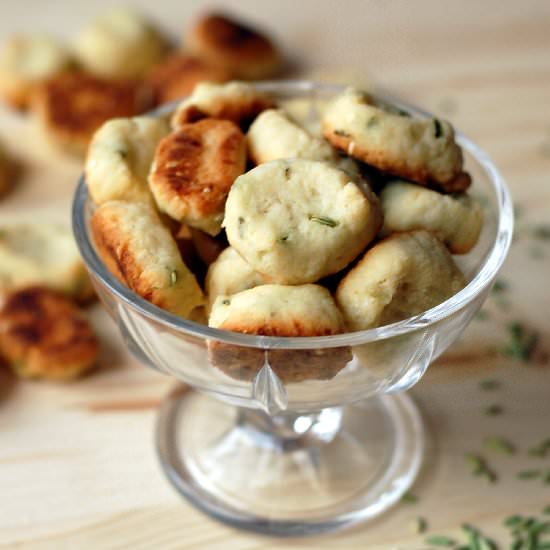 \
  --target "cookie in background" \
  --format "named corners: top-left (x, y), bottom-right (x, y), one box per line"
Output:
top-left (0, 286), bottom-right (99, 381)
top-left (0, 222), bottom-right (95, 304)
top-left (31, 72), bottom-right (152, 155)
top-left (147, 53), bottom-right (231, 106)
top-left (0, 34), bottom-right (73, 110)
top-left (186, 12), bottom-right (283, 80)
top-left (74, 8), bottom-right (170, 79)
